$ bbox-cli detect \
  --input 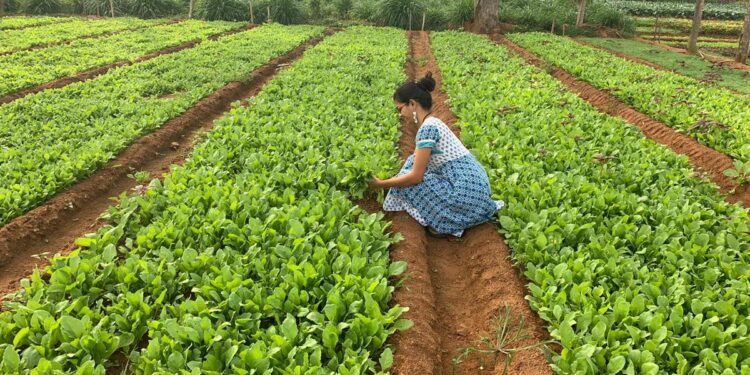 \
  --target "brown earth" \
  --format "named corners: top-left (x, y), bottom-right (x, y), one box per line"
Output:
top-left (493, 34), bottom-right (750, 207)
top-left (0, 30), bottom-right (333, 300)
top-left (385, 31), bottom-right (553, 375)
top-left (0, 24), bottom-right (254, 105)
top-left (0, 19), bottom-right (180, 57)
